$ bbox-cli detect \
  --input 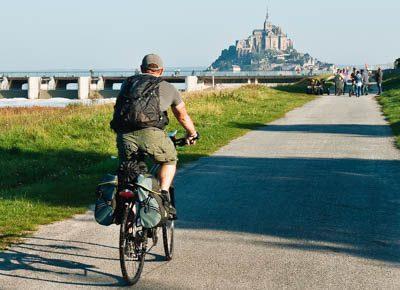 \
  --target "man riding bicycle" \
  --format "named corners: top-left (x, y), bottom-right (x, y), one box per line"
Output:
top-left (111, 54), bottom-right (198, 219)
